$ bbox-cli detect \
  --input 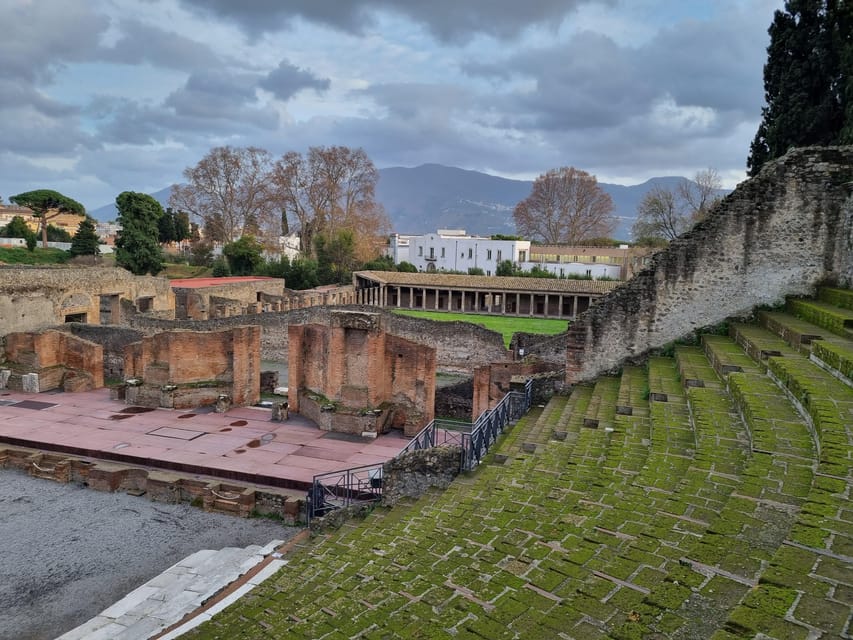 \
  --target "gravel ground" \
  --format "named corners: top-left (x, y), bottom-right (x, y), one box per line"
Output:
top-left (0, 470), bottom-right (301, 640)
